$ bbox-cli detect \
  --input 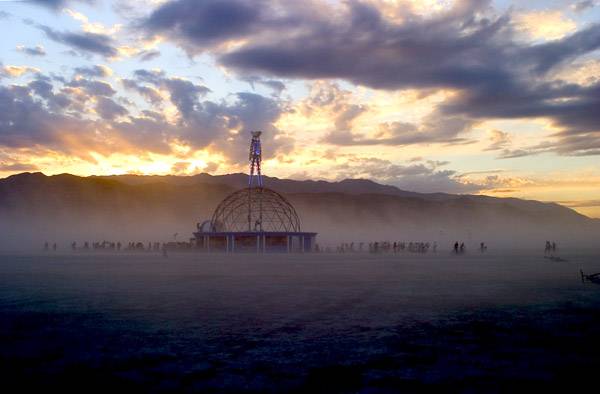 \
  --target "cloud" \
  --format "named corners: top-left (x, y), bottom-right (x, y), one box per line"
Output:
top-left (121, 78), bottom-right (164, 105)
top-left (1, 65), bottom-right (40, 78)
top-left (323, 113), bottom-right (475, 146)
top-left (513, 10), bottom-right (576, 41)
top-left (39, 25), bottom-right (118, 57)
top-left (133, 69), bottom-right (211, 117)
top-left (243, 76), bottom-right (286, 96)
top-left (484, 129), bottom-right (511, 151)
top-left (30, 0), bottom-right (96, 10)
top-left (496, 141), bottom-right (555, 159)
top-left (333, 156), bottom-right (482, 194)
top-left (0, 162), bottom-right (39, 172)
top-left (16, 45), bottom-right (47, 57)
top-left (558, 199), bottom-right (600, 208)
top-left (571, 1), bottom-right (596, 13)
top-left (73, 65), bottom-right (112, 78)
top-left (0, 68), bottom-right (290, 165)
top-left (140, 0), bottom-right (276, 53)
top-left (139, 0), bottom-right (600, 156)
top-left (67, 79), bottom-right (116, 97)
top-left (138, 49), bottom-right (161, 62)
top-left (95, 97), bottom-right (128, 120)
top-left (0, 11), bottom-right (10, 19)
